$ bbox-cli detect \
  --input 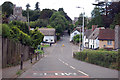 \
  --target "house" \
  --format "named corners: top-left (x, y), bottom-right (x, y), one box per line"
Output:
top-left (9, 5), bottom-right (27, 22)
top-left (84, 29), bottom-right (92, 48)
top-left (88, 26), bottom-right (105, 49)
top-left (114, 25), bottom-right (120, 49)
top-left (88, 28), bottom-right (100, 49)
top-left (38, 28), bottom-right (56, 43)
top-left (98, 28), bottom-right (115, 49)
top-left (70, 27), bottom-right (82, 42)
